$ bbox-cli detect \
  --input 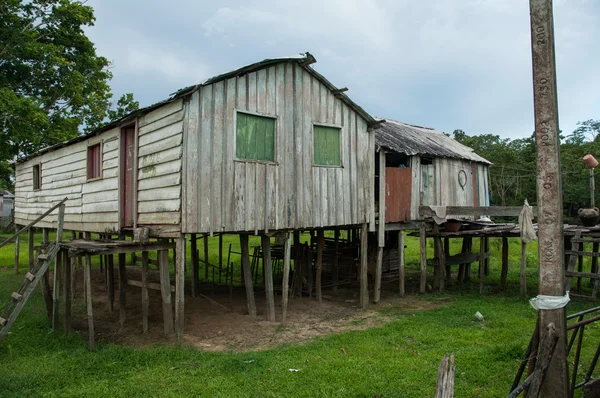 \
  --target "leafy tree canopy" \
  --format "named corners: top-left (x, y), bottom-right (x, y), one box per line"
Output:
top-left (0, 0), bottom-right (138, 189)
